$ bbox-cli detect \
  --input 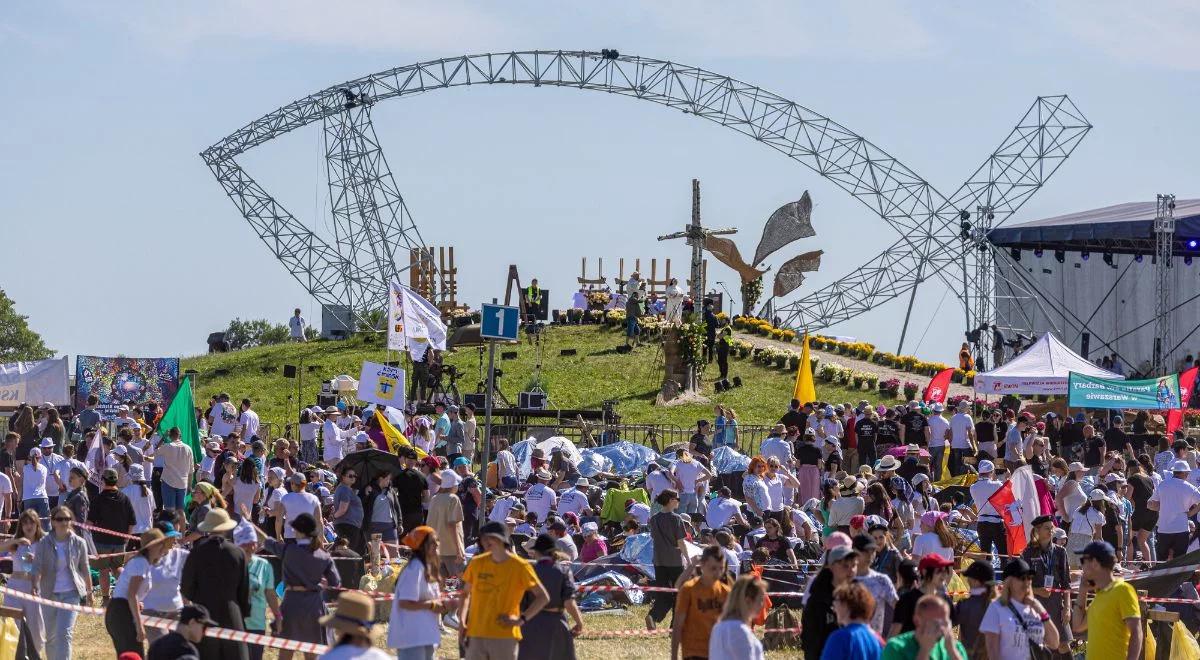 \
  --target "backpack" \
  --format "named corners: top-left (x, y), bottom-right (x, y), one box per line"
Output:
top-left (763, 605), bottom-right (802, 651)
